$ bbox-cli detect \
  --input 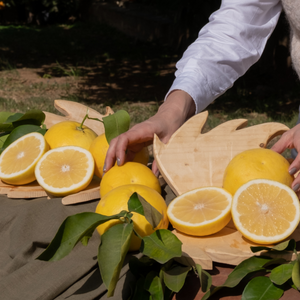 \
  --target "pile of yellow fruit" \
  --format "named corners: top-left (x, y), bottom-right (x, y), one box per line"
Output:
top-left (167, 148), bottom-right (300, 245)
top-left (0, 118), bottom-right (169, 251)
